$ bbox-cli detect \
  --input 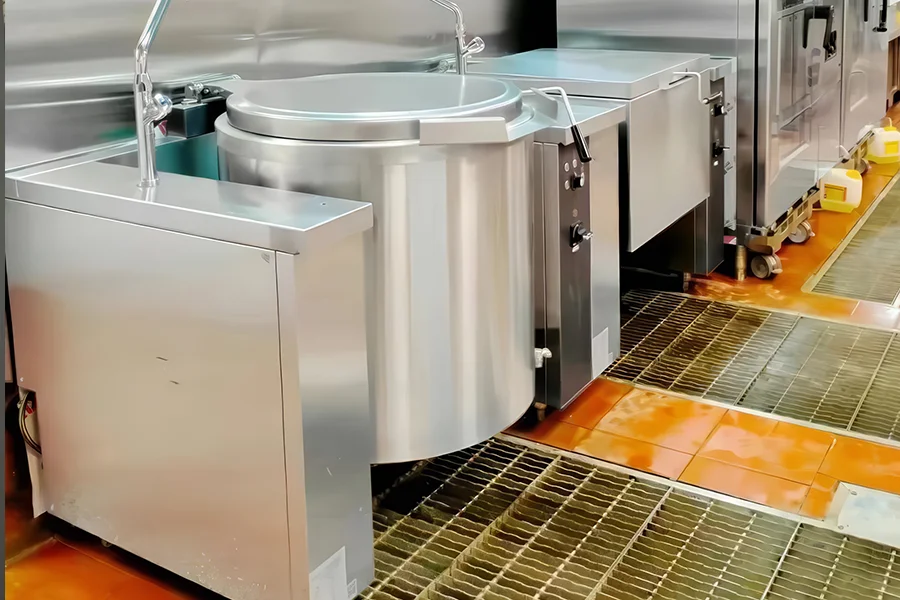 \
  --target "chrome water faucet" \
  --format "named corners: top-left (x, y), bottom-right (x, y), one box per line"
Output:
top-left (427, 0), bottom-right (485, 75)
top-left (134, 0), bottom-right (174, 188)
